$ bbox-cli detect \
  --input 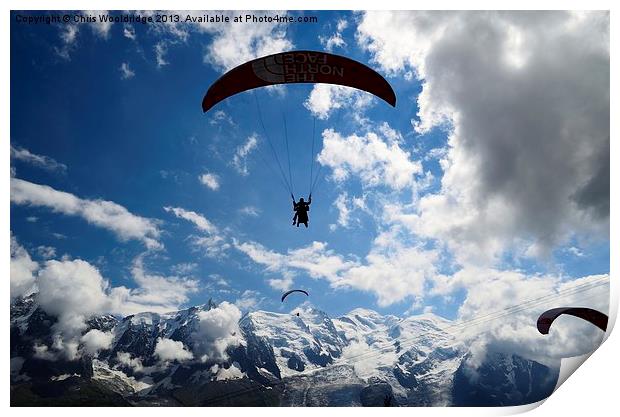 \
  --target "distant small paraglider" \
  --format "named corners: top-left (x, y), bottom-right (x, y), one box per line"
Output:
top-left (281, 289), bottom-right (309, 303)
top-left (536, 307), bottom-right (608, 334)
